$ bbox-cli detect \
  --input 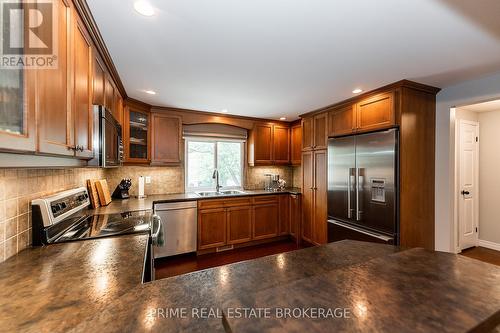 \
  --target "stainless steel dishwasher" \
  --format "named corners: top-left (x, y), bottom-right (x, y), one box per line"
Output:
top-left (153, 201), bottom-right (197, 259)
